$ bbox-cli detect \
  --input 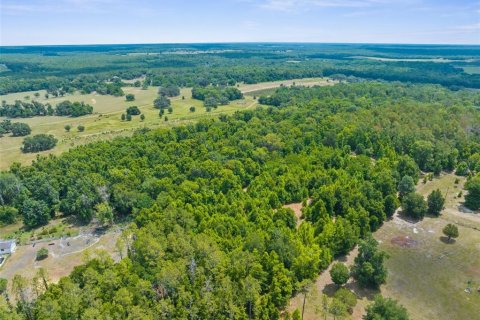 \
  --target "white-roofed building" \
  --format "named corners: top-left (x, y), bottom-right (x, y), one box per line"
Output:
top-left (0, 240), bottom-right (16, 256)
